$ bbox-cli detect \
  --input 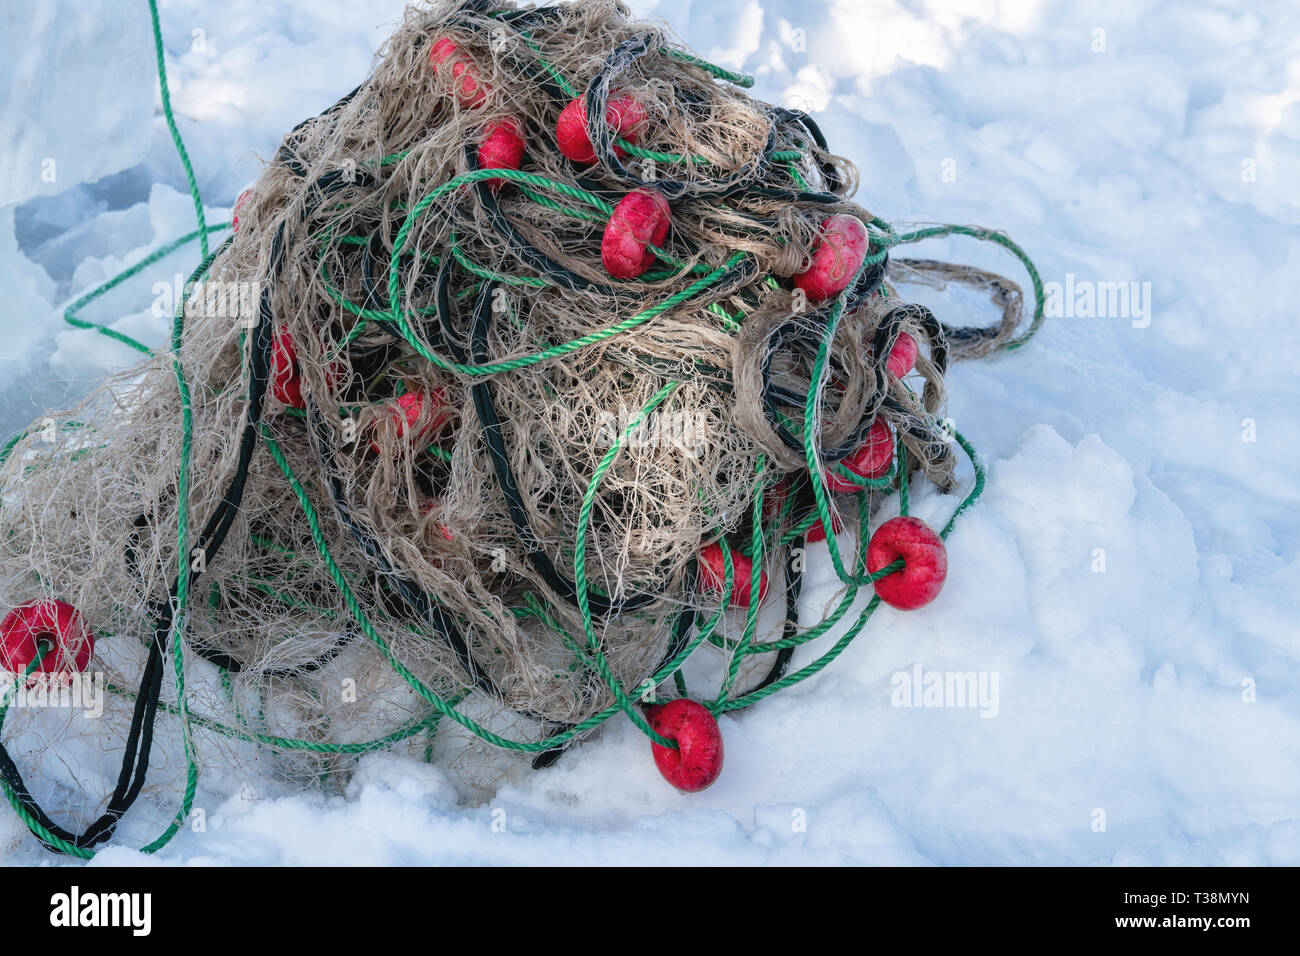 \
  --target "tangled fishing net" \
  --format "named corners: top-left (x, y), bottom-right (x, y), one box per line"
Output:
top-left (0, 0), bottom-right (1044, 856)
